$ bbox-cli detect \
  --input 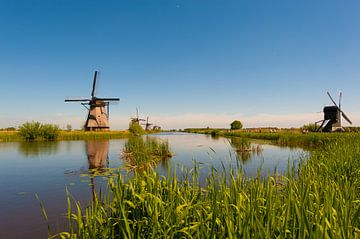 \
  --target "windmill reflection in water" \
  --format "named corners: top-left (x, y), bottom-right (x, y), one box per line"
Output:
top-left (86, 140), bottom-right (110, 200)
